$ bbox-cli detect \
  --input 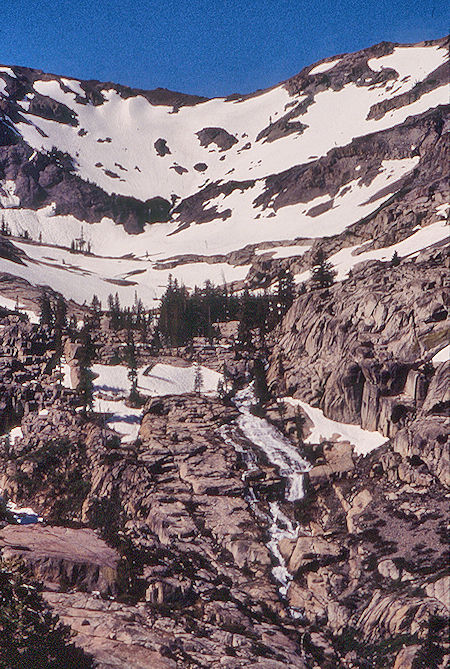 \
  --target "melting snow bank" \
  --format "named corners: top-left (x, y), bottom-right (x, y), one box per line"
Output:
top-left (5, 500), bottom-right (43, 525)
top-left (92, 362), bottom-right (222, 443)
top-left (222, 385), bottom-right (310, 616)
top-left (284, 398), bottom-right (388, 456)
top-left (432, 344), bottom-right (450, 364)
